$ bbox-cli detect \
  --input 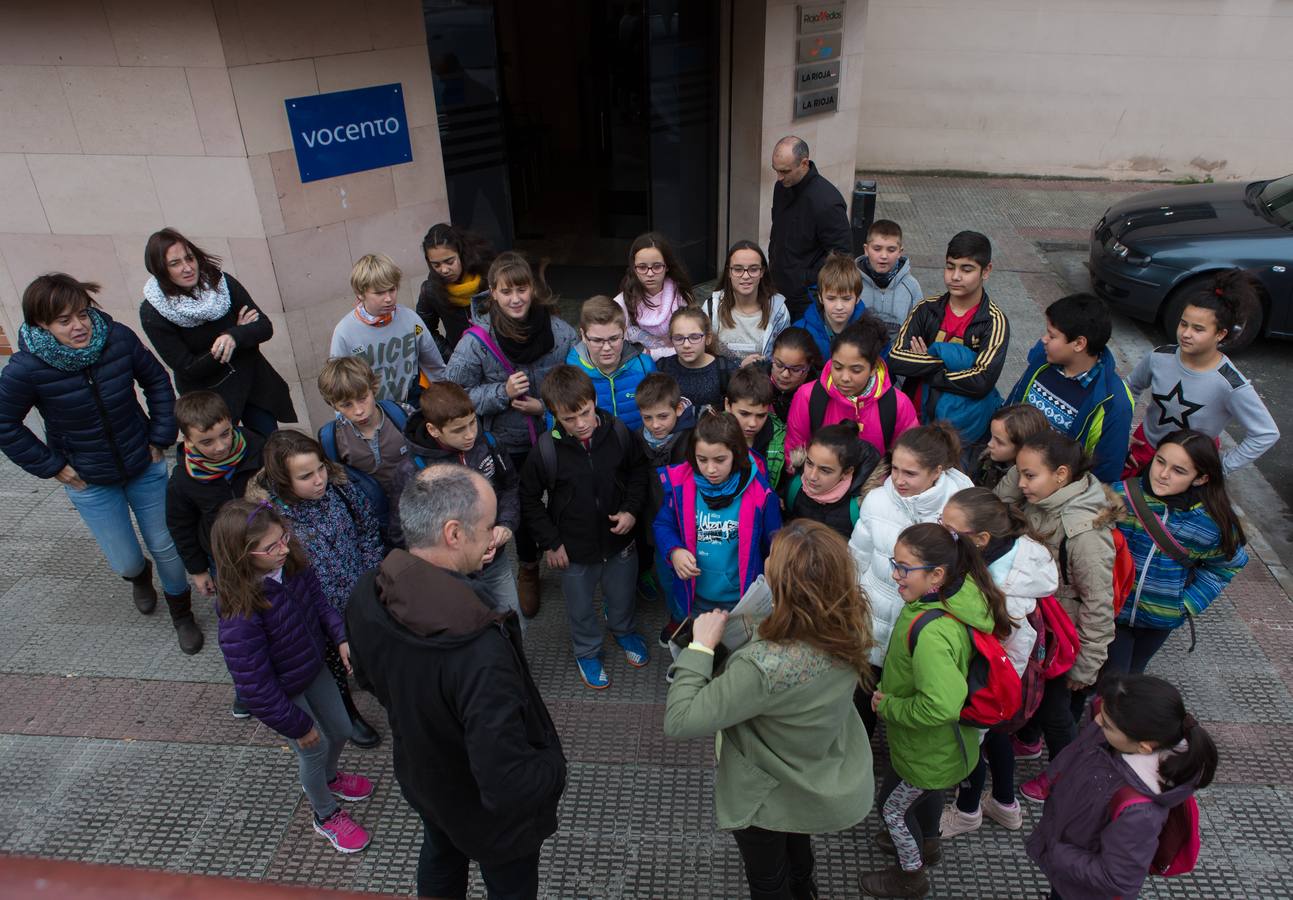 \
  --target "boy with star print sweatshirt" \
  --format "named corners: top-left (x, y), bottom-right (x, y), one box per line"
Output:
top-left (1127, 344), bottom-right (1277, 474)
